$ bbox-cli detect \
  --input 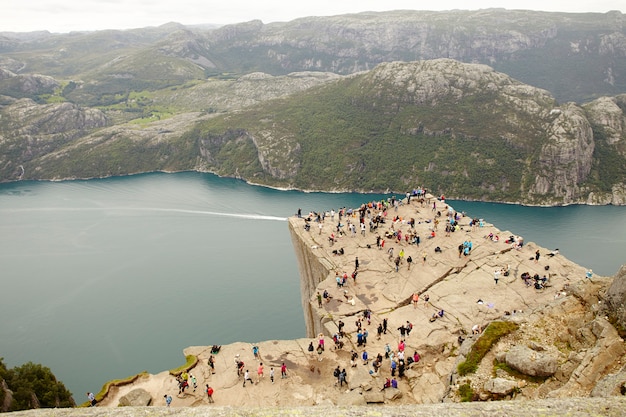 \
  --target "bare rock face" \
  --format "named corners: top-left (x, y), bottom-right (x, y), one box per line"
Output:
top-left (504, 345), bottom-right (558, 377)
top-left (0, 379), bottom-right (14, 412)
top-left (118, 388), bottom-right (152, 407)
top-left (591, 363), bottom-right (626, 397)
top-left (583, 96), bottom-right (626, 145)
top-left (484, 377), bottom-right (518, 395)
top-left (603, 264), bottom-right (626, 336)
top-left (531, 103), bottom-right (595, 201)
